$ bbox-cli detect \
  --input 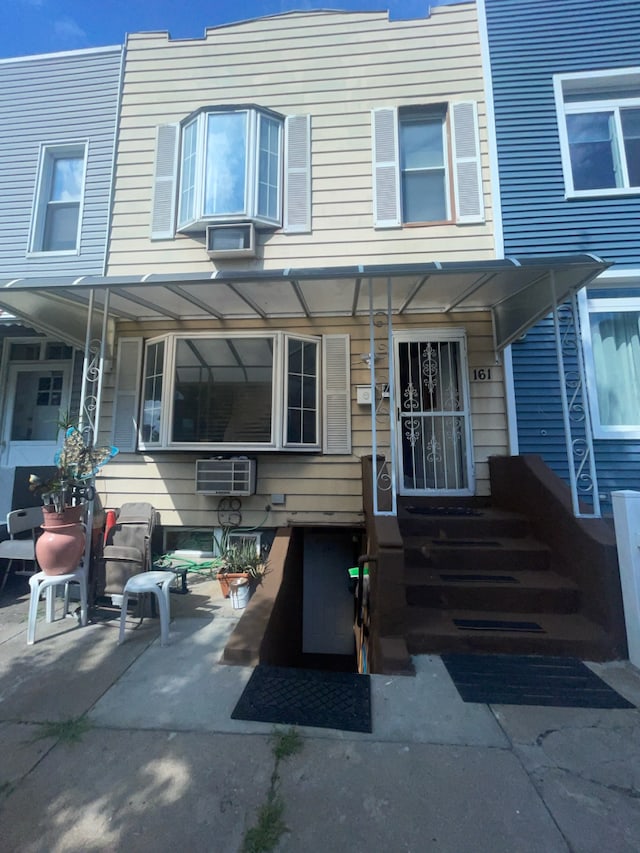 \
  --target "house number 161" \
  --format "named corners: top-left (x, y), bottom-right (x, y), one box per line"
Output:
top-left (472, 368), bottom-right (492, 381)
